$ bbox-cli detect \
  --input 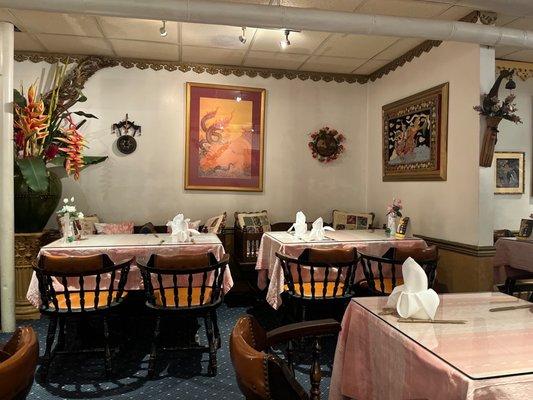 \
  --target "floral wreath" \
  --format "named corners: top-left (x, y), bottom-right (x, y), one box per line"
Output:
top-left (308, 126), bottom-right (345, 163)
